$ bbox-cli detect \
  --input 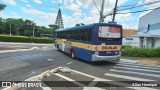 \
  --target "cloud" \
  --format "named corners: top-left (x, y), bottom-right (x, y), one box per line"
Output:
top-left (2, 0), bottom-right (17, 6)
top-left (26, 4), bottom-right (32, 7)
top-left (21, 7), bottom-right (56, 27)
top-left (0, 12), bottom-right (5, 18)
top-left (11, 12), bottom-right (22, 18)
top-left (137, 0), bottom-right (160, 19)
top-left (21, 7), bottom-right (56, 19)
top-left (21, 0), bottom-right (28, 3)
top-left (33, 0), bottom-right (42, 4)
top-left (51, 0), bottom-right (62, 3)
